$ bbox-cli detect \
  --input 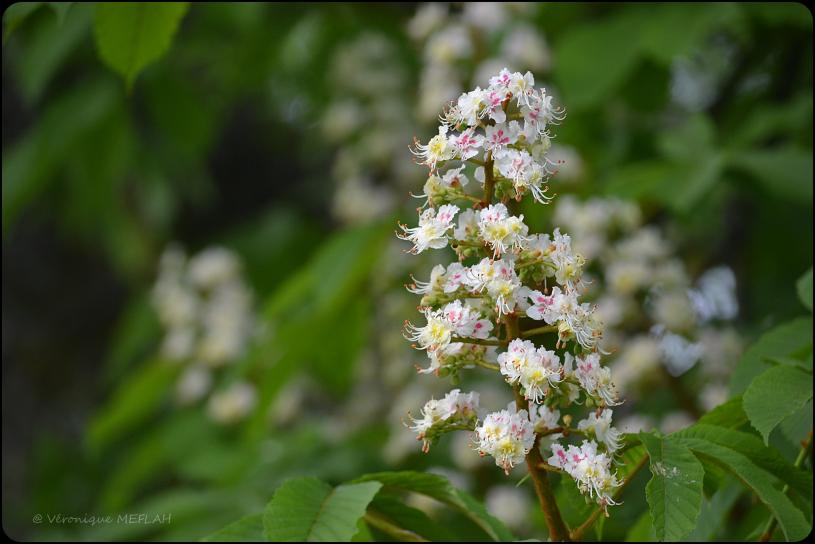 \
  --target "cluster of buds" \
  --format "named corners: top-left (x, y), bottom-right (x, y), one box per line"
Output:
top-left (399, 68), bottom-right (624, 510)
top-left (151, 246), bottom-right (258, 424)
